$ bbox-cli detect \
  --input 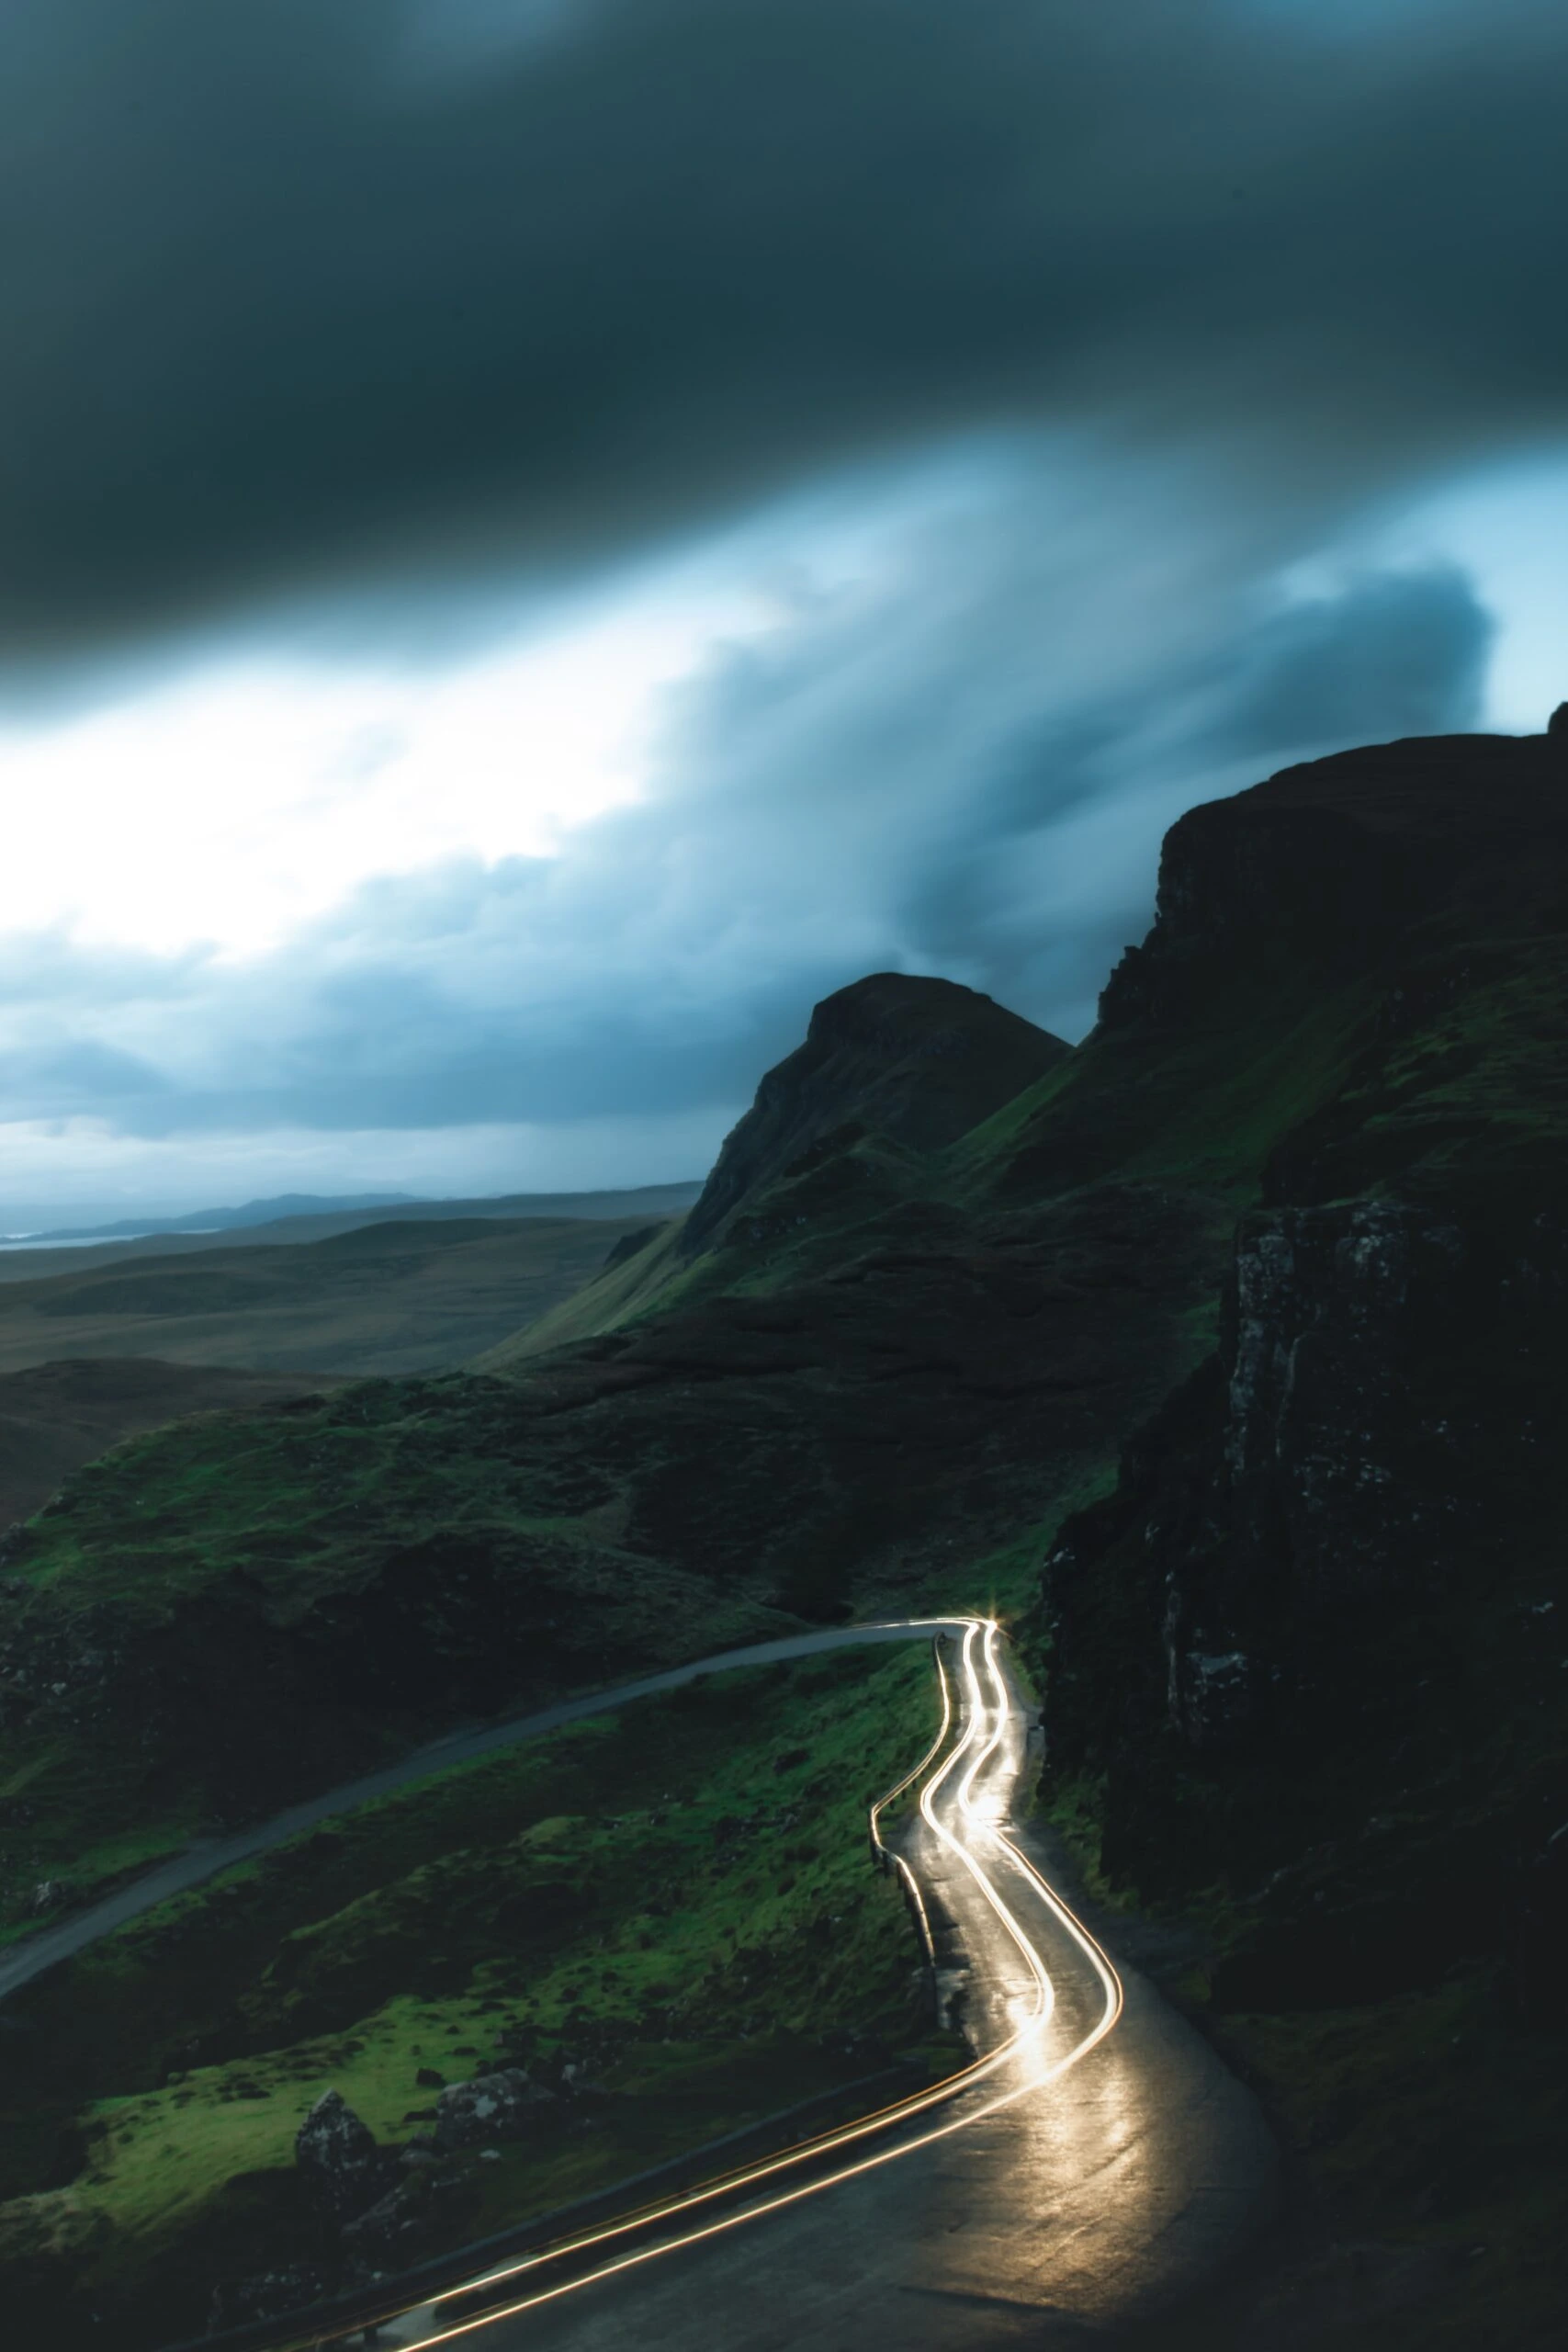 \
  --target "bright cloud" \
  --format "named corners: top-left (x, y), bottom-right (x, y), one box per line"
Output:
top-left (0, 586), bottom-right (769, 957)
